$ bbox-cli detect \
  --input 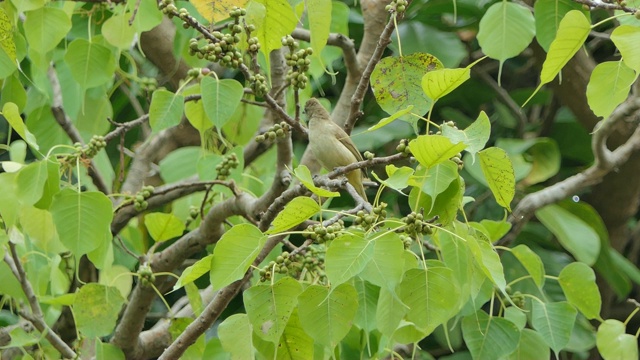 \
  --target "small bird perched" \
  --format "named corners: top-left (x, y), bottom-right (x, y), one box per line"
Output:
top-left (305, 98), bottom-right (368, 201)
